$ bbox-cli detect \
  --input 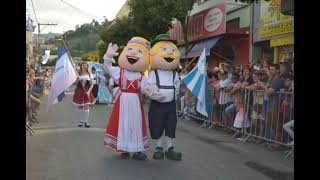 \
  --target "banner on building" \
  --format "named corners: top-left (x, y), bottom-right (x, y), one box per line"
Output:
top-left (259, 0), bottom-right (294, 38)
